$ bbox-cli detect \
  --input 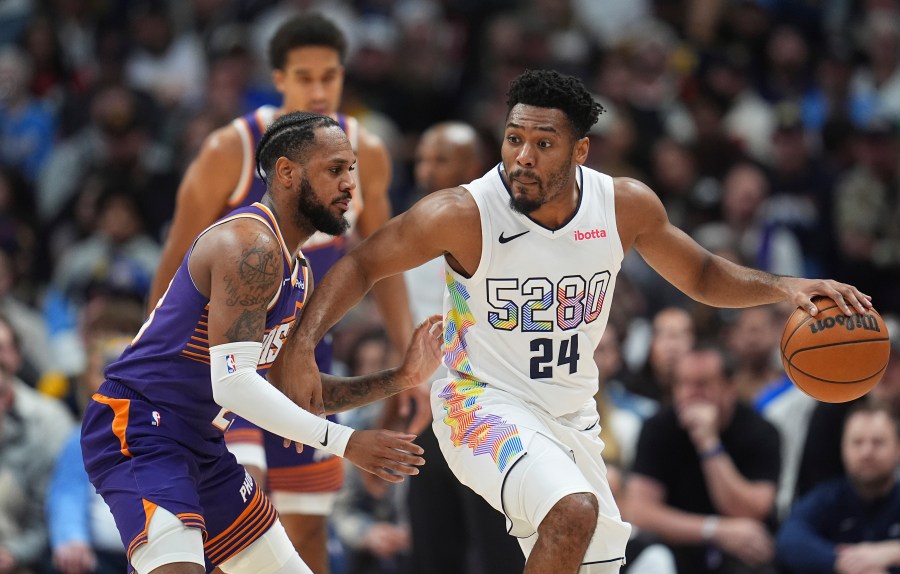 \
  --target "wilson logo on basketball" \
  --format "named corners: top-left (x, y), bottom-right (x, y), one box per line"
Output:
top-left (574, 229), bottom-right (606, 241)
top-left (808, 313), bottom-right (881, 335)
